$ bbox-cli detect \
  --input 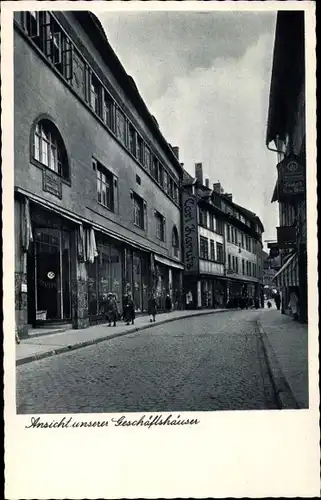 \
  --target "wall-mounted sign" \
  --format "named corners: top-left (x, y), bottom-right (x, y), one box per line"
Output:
top-left (43, 169), bottom-right (62, 199)
top-left (182, 191), bottom-right (199, 274)
top-left (277, 226), bottom-right (296, 249)
top-left (277, 154), bottom-right (305, 197)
